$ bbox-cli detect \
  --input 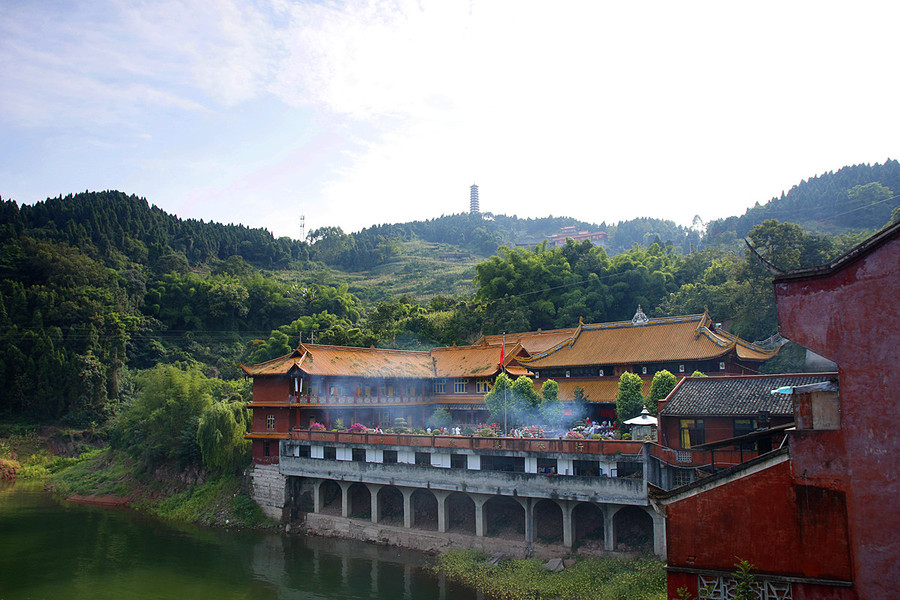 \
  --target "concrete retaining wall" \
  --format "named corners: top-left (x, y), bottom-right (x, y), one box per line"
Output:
top-left (299, 512), bottom-right (623, 560)
top-left (250, 463), bottom-right (287, 520)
